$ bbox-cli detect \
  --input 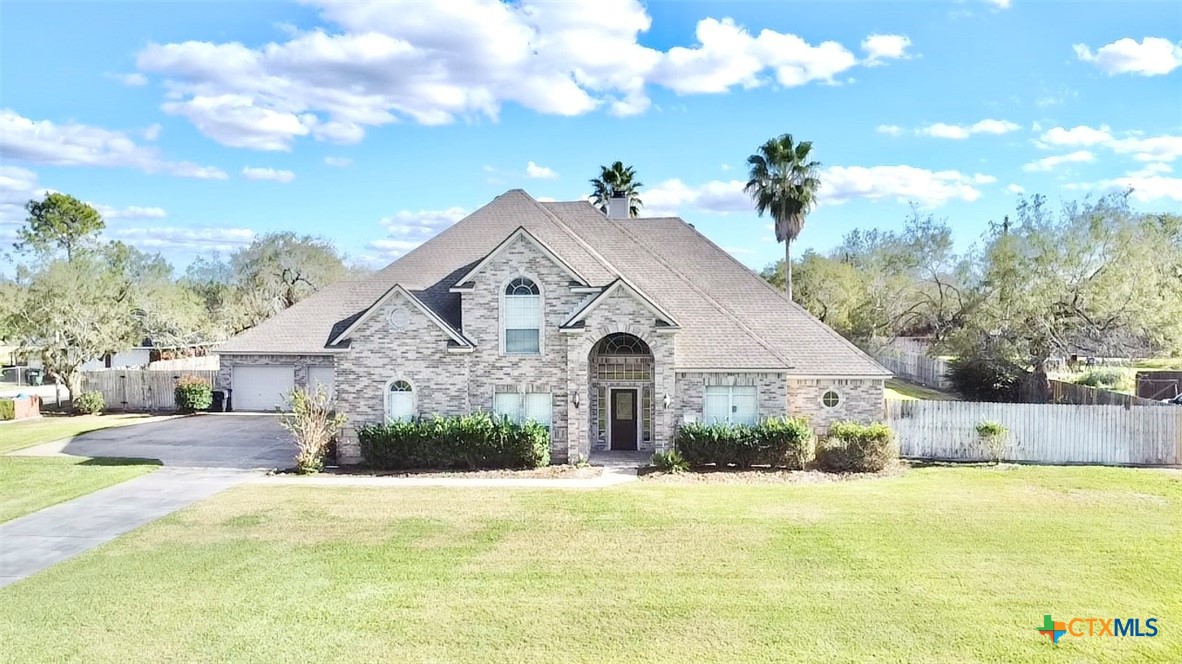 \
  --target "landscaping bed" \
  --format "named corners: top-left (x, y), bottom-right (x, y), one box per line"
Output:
top-left (639, 461), bottom-right (907, 484)
top-left (284, 464), bottom-right (604, 480)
